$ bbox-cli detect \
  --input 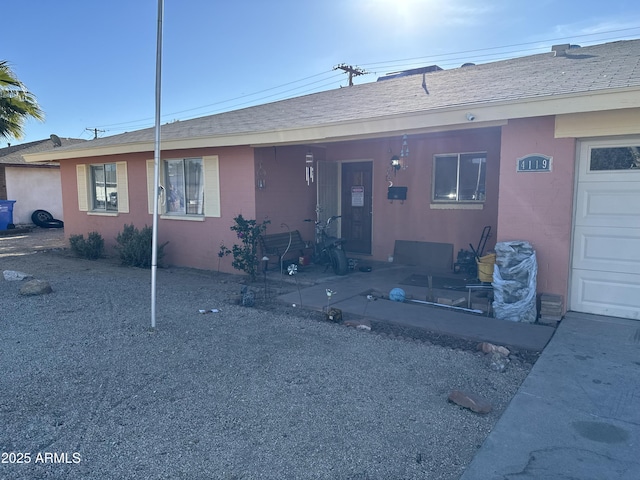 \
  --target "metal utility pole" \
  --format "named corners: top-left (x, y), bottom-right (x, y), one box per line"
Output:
top-left (151, 0), bottom-right (164, 329)
top-left (333, 64), bottom-right (369, 86)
